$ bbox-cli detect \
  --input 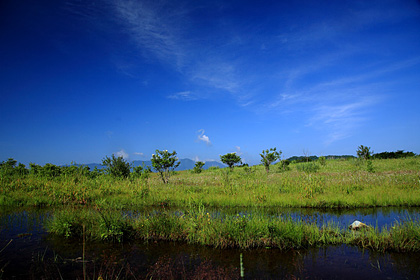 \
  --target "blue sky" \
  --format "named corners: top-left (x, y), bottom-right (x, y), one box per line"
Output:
top-left (1, 0), bottom-right (420, 166)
